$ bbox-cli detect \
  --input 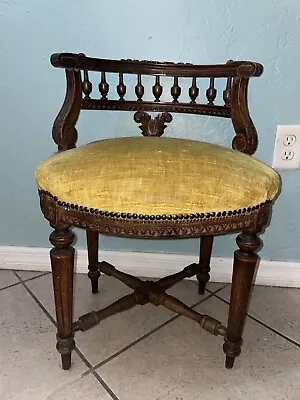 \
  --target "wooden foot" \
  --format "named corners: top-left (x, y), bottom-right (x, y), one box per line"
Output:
top-left (223, 231), bottom-right (261, 368)
top-left (196, 236), bottom-right (213, 294)
top-left (61, 352), bottom-right (72, 370)
top-left (225, 355), bottom-right (235, 369)
top-left (198, 281), bottom-right (206, 295)
top-left (86, 230), bottom-right (100, 293)
top-left (50, 226), bottom-right (75, 370)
